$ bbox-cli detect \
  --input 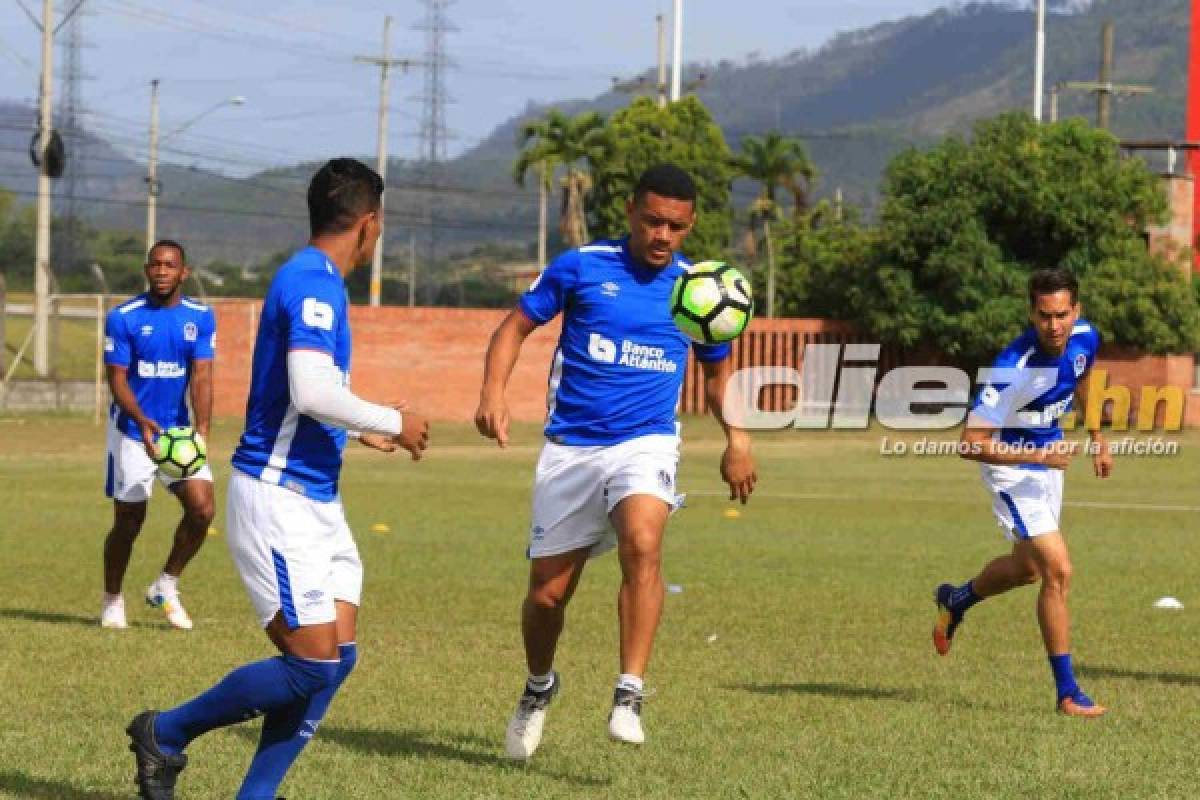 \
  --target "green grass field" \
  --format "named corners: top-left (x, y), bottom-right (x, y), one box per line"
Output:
top-left (2, 415), bottom-right (1199, 799)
